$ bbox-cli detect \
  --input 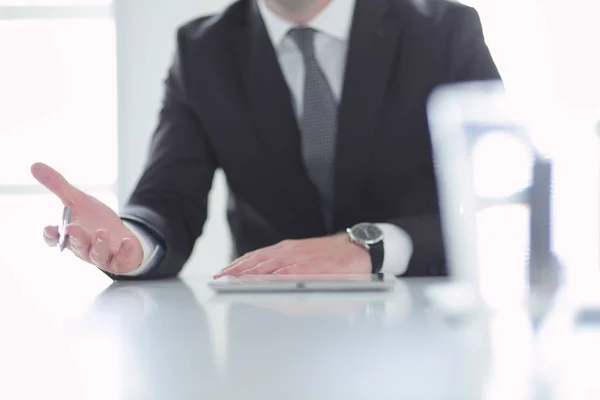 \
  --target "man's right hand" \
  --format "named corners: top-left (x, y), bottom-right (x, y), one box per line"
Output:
top-left (31, 162), bottom-right (144, 275)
